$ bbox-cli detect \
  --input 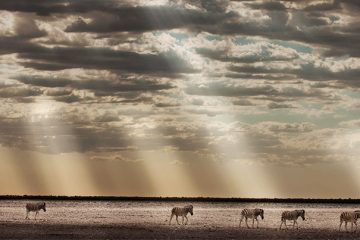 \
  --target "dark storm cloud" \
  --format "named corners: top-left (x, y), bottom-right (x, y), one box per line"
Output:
top-left (224, 73), bottom-right (295, 81)
top-left (18, 76), bottom-right (173, 92)
top-left (1, 0), bottom-right (359, 58)
top-left (0, 36), bottom-right (195, 74)
top-left (0, 0), bottom-right (121, 16)
top-left (232, 99), bottom-right (253, 106)
top-left (267, 102), bottom-right (294, 109)
top-left (196, 47), bottom-right (298, 63)
top-left (0, 37), bottom-right (43, 55)
top-left (18, 46), bottom-right (196, 74)
top-left (52, 94), bottom-right (83, 103)
top-left (228, 63), bottom-right (360, 86)
top-left (0, 0), bottom-right (235, 33)
top-left (186, 82), bottom-right (277, 97)
top-left (246, 1), bottom-right (287, 11)
top-left (65, 6), bottom-right (232, 33)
